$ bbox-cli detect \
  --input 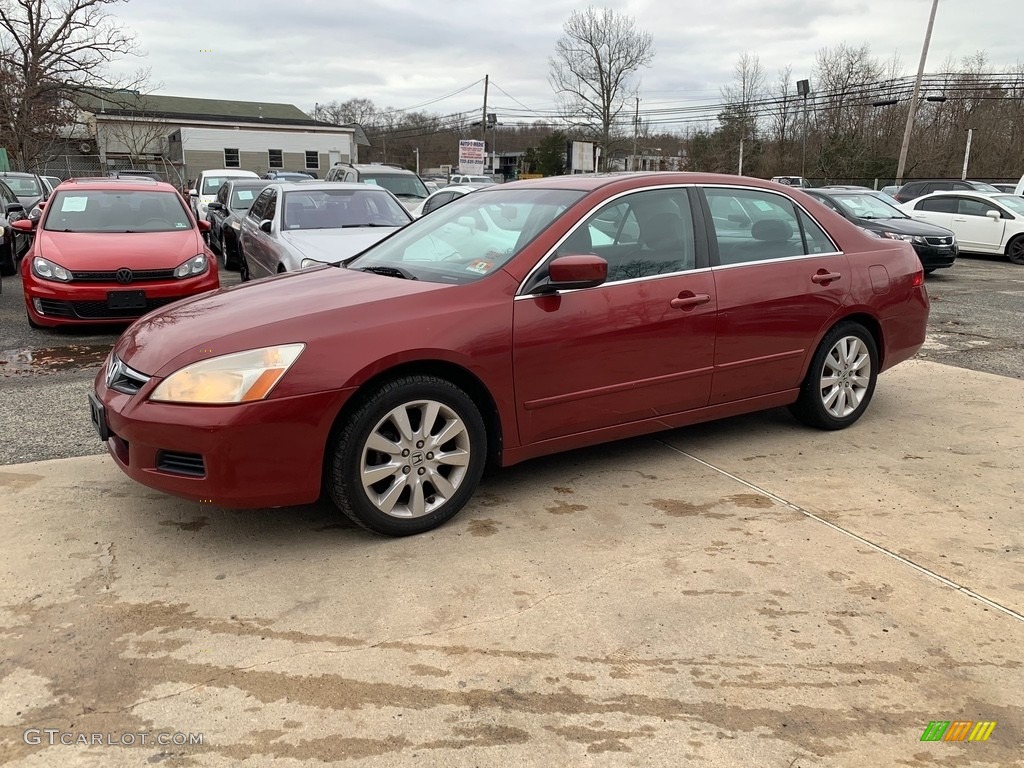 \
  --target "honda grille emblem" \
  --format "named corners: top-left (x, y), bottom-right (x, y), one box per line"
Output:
top-left (105, 357), bottom-right (121, 388)
top-left (115, 268), bottom-right (133, 284)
